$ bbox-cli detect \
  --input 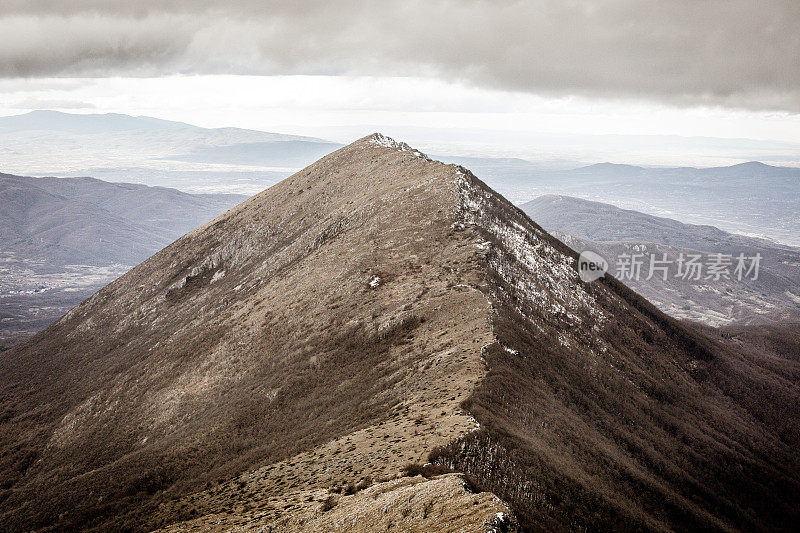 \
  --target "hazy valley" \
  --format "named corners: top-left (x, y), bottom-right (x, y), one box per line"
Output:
top-left (0, 110), bottom-right (340, 195)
